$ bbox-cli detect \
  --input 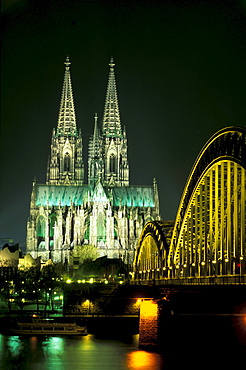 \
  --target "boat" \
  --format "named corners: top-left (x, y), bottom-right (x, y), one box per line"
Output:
top-left (9, 318), bottom-right (87, 336)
